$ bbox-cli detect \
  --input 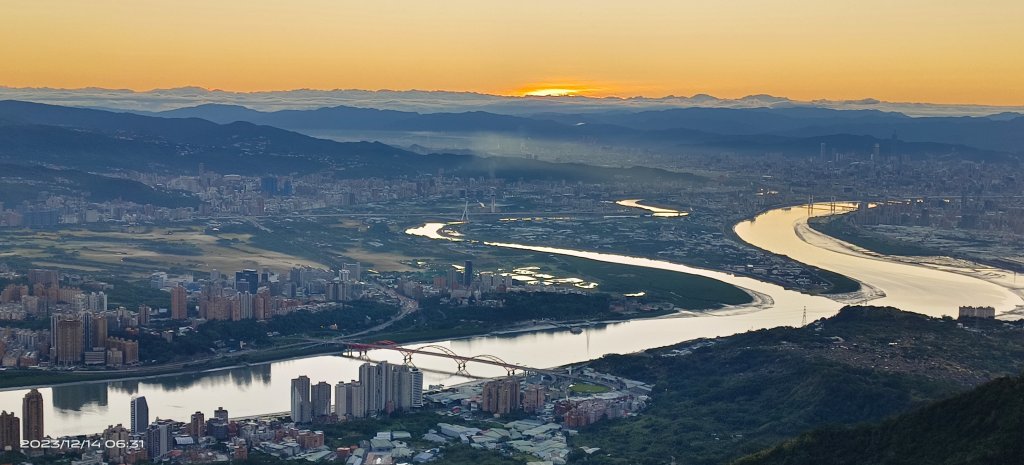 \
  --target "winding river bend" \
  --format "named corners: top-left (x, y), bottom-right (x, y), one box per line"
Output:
top-left (3, 202), bottom-right (1022, 436)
